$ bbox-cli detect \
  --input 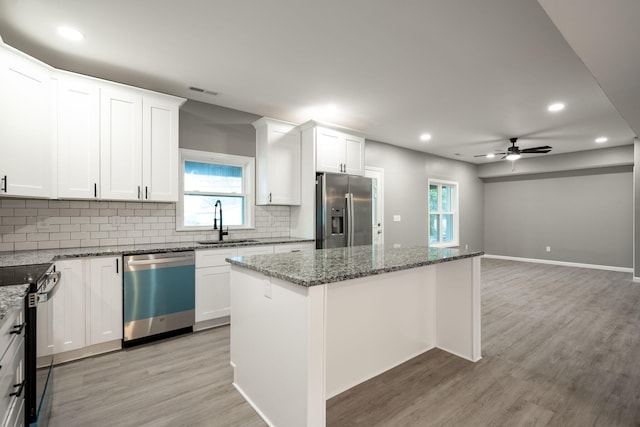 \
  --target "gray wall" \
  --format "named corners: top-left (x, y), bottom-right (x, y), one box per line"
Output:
top-left (179, 100), bottom-right (260, 156)
top-left (484, 168), bottom-right (633, 268)
top-left (365, 141), bottom-right (484, 251)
